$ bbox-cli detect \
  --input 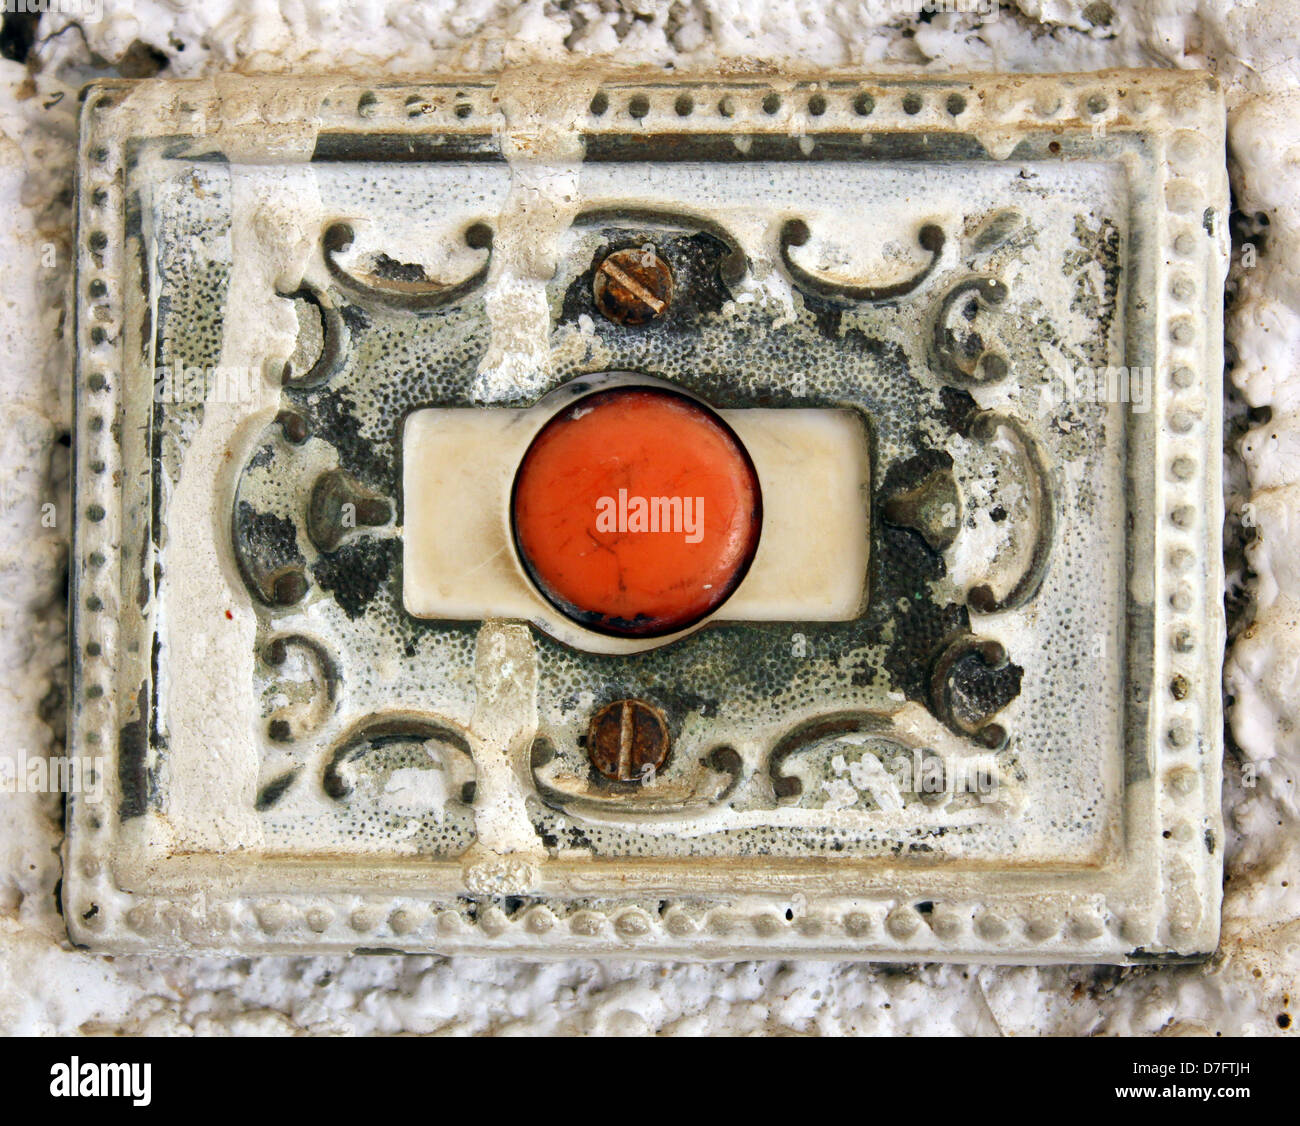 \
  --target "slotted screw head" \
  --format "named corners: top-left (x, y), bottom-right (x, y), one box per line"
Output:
top-left (593, 247), bottom-right (673, 326)
top-left (586, 698), bottom-right (670, 782)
